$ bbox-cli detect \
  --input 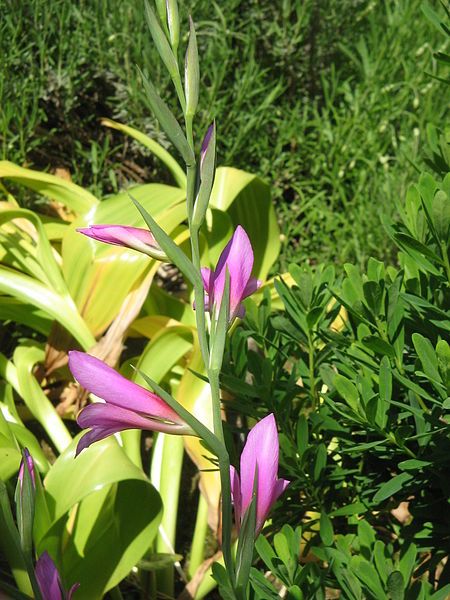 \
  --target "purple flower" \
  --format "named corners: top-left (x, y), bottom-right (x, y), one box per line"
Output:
top-left (230, 414), bottom-right (290, 536)
top-left (35, 552), bottom-right (79, 600)
top-left (77, 225), bottom-right (168, 260)
top-left (18, 448), bottom-right (35, 490)
top-left (69, 351), bottom-right (193, 455)
top-left (201, 226), bottom-right (261, 321)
